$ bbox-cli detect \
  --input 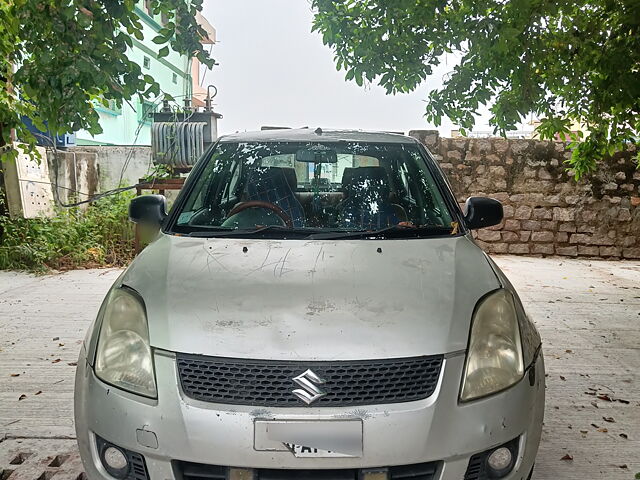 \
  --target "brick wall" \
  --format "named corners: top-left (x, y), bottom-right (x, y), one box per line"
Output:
top-left (409, 130), bottom-right (640, 259)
